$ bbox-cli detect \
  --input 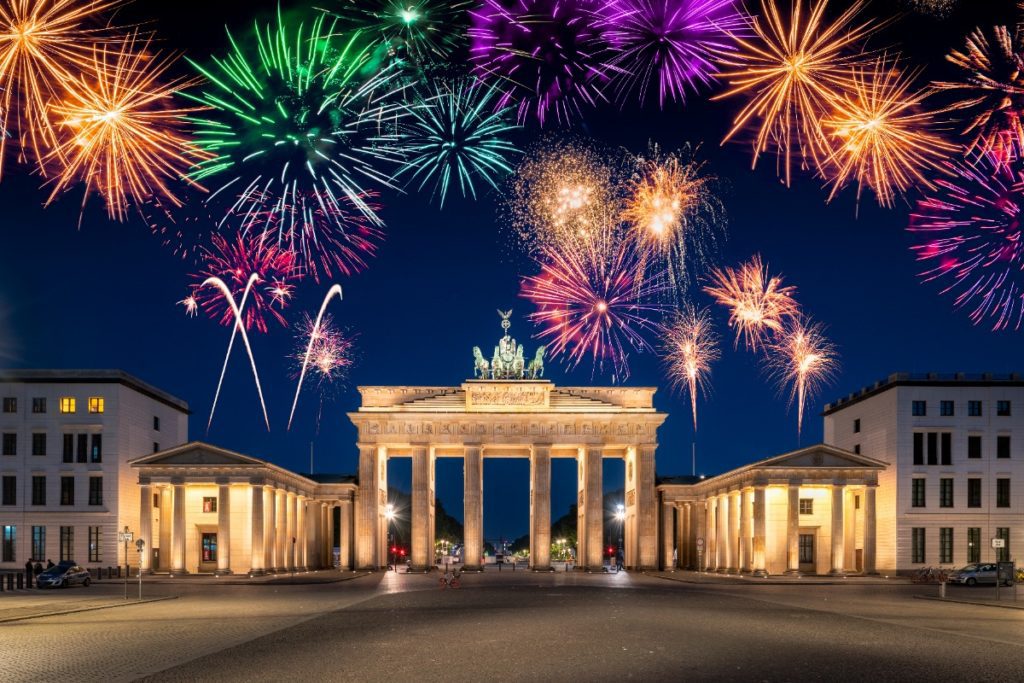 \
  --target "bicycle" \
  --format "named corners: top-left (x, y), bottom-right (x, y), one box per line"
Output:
top-left (439, 569), bottom-right (462, 589)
